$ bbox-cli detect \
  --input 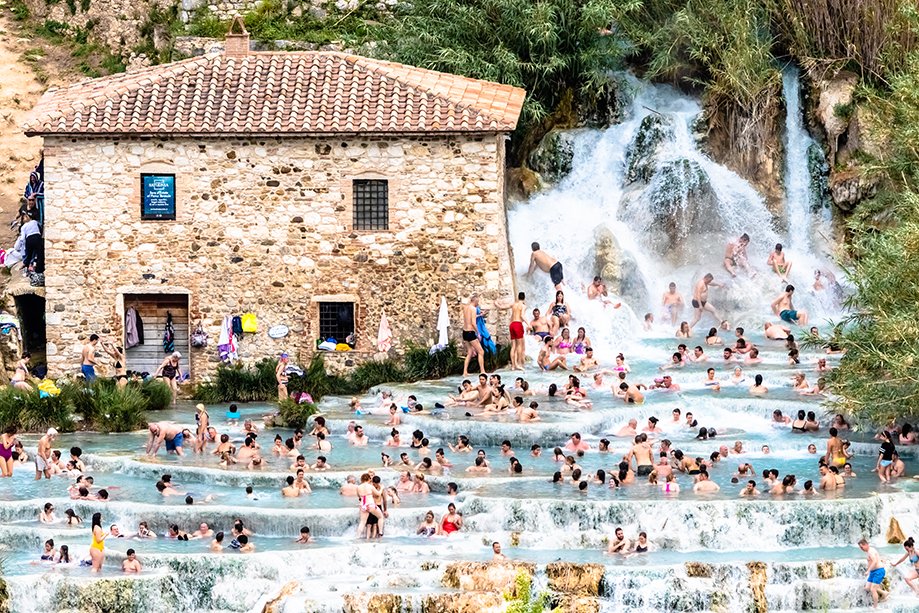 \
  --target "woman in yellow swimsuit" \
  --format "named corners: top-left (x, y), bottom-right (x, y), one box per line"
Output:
top-left (90, 512), bottom-right (107, 572)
